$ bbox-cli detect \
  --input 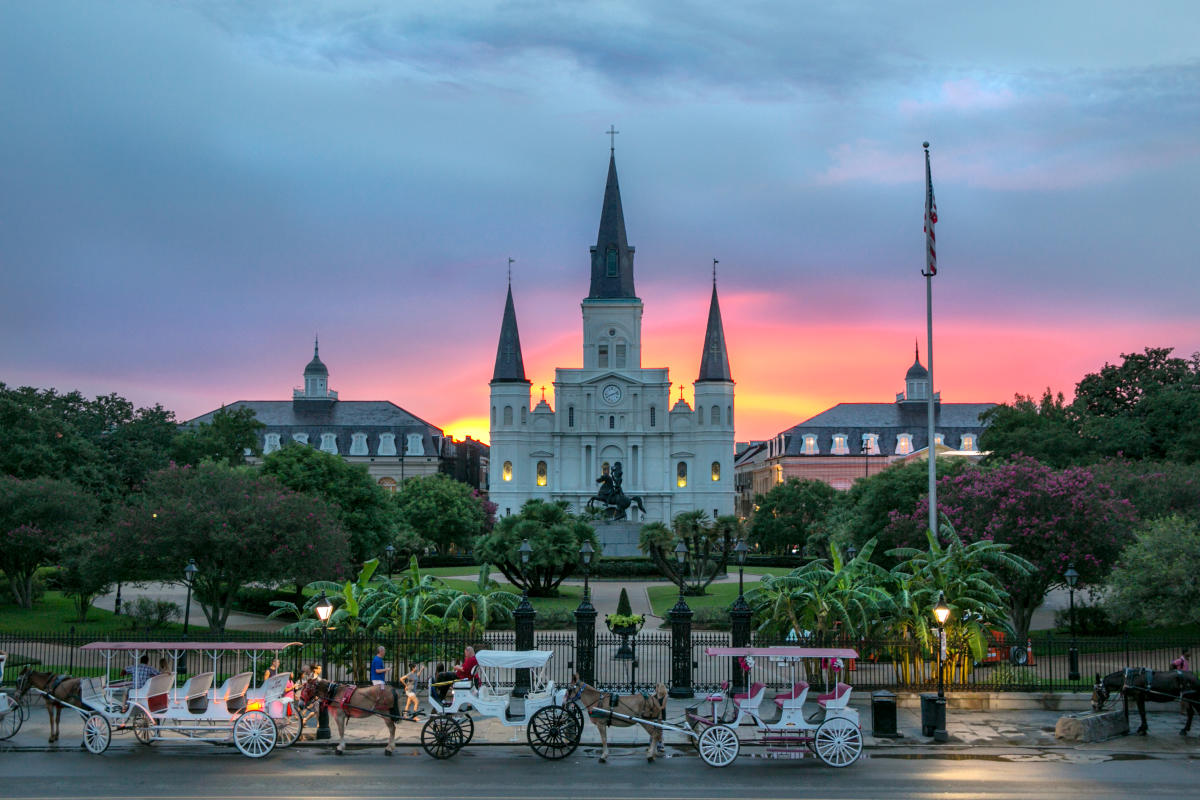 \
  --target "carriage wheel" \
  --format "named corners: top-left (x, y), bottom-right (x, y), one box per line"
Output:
top-left (527, 706), bottom-right (581, 760)
top-left (566, 703), bottom-right (584, 744)
top-left (130, 708), bottom-right (155, 745)
top-left (274, 707), bottom-right (303, 748)
top-left (421, 715), bottom-right (465, 760)
top-left (697, 724), bottom-right (739, 767)
top-left (82, 712), bottom-right (111, 755)
top-left (233, 710), bottom-right (278, 758)
top-left (0, 693), bottom-right (23, 741)
top-left (453, 713), bottom-right (475, 745)
top-left (813, 717), bottom-right (862, 767)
